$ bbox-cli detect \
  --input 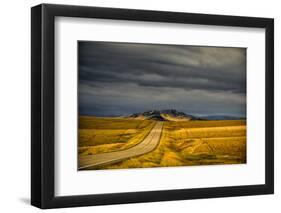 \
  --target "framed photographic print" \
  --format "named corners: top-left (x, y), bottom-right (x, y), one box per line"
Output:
top-left (31, 4), bottom-right (274, 209)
